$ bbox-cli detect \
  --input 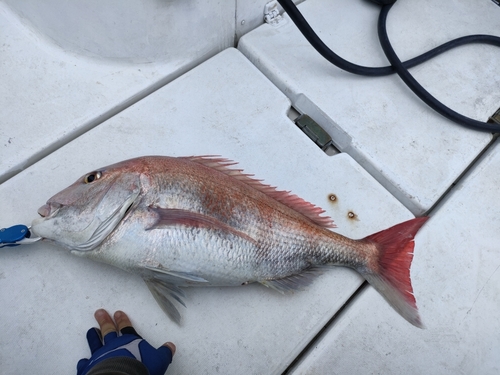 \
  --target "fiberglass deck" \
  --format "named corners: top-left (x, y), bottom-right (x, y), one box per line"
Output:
top-left (1, 1), bottom-right (500, 374)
